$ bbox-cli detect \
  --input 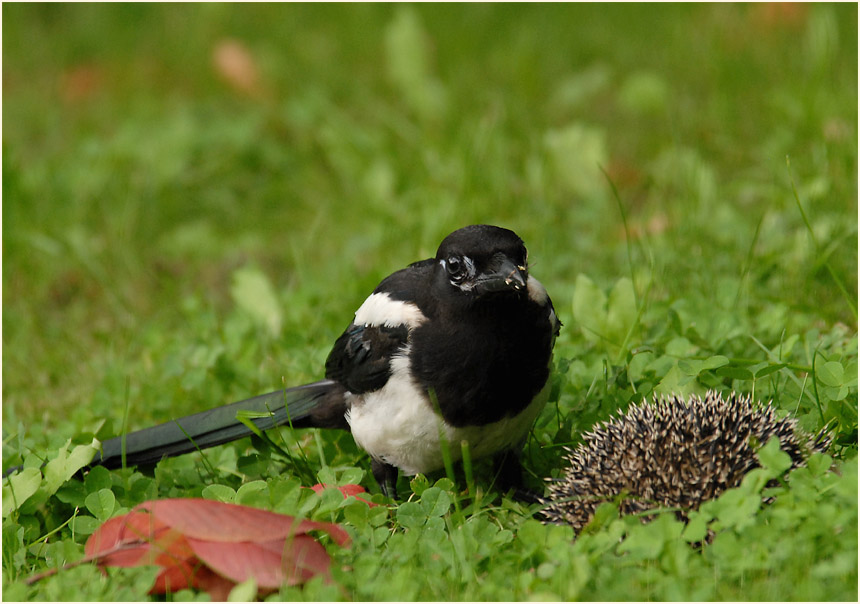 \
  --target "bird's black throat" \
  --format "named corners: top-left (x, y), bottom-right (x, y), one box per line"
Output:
top-left (408, 292), bottom-right (554, 427)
